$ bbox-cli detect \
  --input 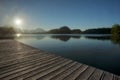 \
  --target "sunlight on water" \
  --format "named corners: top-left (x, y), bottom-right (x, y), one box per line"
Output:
top-left (16, 33), bottom-right (21, 37)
